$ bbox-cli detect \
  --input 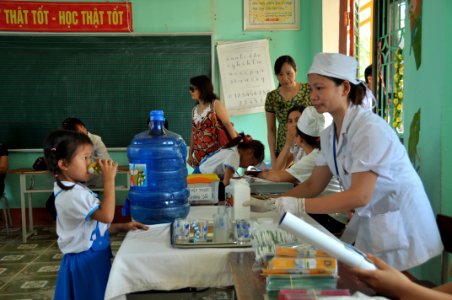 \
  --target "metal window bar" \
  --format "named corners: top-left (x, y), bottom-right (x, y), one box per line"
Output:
top-left (353, 0), bottom-right (360, 58)
top-left (376, 0), bottom-right (406, 134)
